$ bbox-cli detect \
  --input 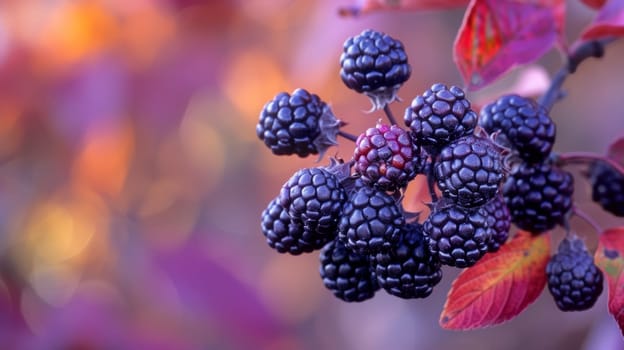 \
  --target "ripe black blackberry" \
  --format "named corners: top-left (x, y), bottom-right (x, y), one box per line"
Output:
top-left (589, 162), bottom-right (624, 217)
top-left (503, 162), bottom-right (573, 234)
top-left (340, 29), bottom-right (411, 109)
top-left (546, 236), bottom-right (604, 311)
top-left (479, 94), bottom-right (556, 163)
top-left (353, 123), bottom-right (425, 191)
top-left (482, 195), bottom-right (511, 252)
top-left (434, 135), bottom-right (504, 208)
top-left (257, 88), bottom-right (340, 158)
top-left (261, 199), bottom-right (331, 254)
top-left (404, 83), bottom-right (478, 154)
top-left (338, 186), bottom-right (404, 254)
top-left (423, 202), bottom-right (491, 268)
top-left (319, 239), bottom-right (379, 302)
top-left (372, 223), bottom-right (443, 299)
top-left (279, 167), bottom-right (346, 236)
